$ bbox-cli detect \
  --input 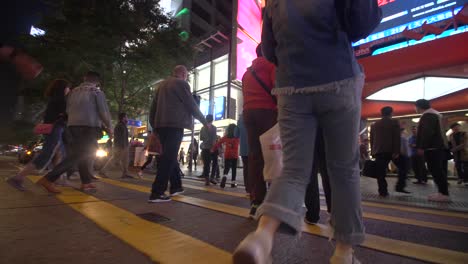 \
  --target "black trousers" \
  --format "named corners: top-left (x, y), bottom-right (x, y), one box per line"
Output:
top-left (151, 128), bottom-right (183, 195)
top-left (411, 154), bottom-right (427, 182)
top-left (223, 158), bottom-right (238, 181)
top-left (210, 152), bottom-right (219, 178)
top-left (374, 152), bottom-right (393, 196)
top-left (455, 160), bottom-right (468, 182)
top-left (45, 126), bottom-right (99, 185)
top-left (393, 155), bottom-right (409, 191)
top-left (201, 149), bottom-right (212, 178)
top-left (425, 149), bottom-right (449, 195)
top-left (305, 129), bottom-right (331, 222)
